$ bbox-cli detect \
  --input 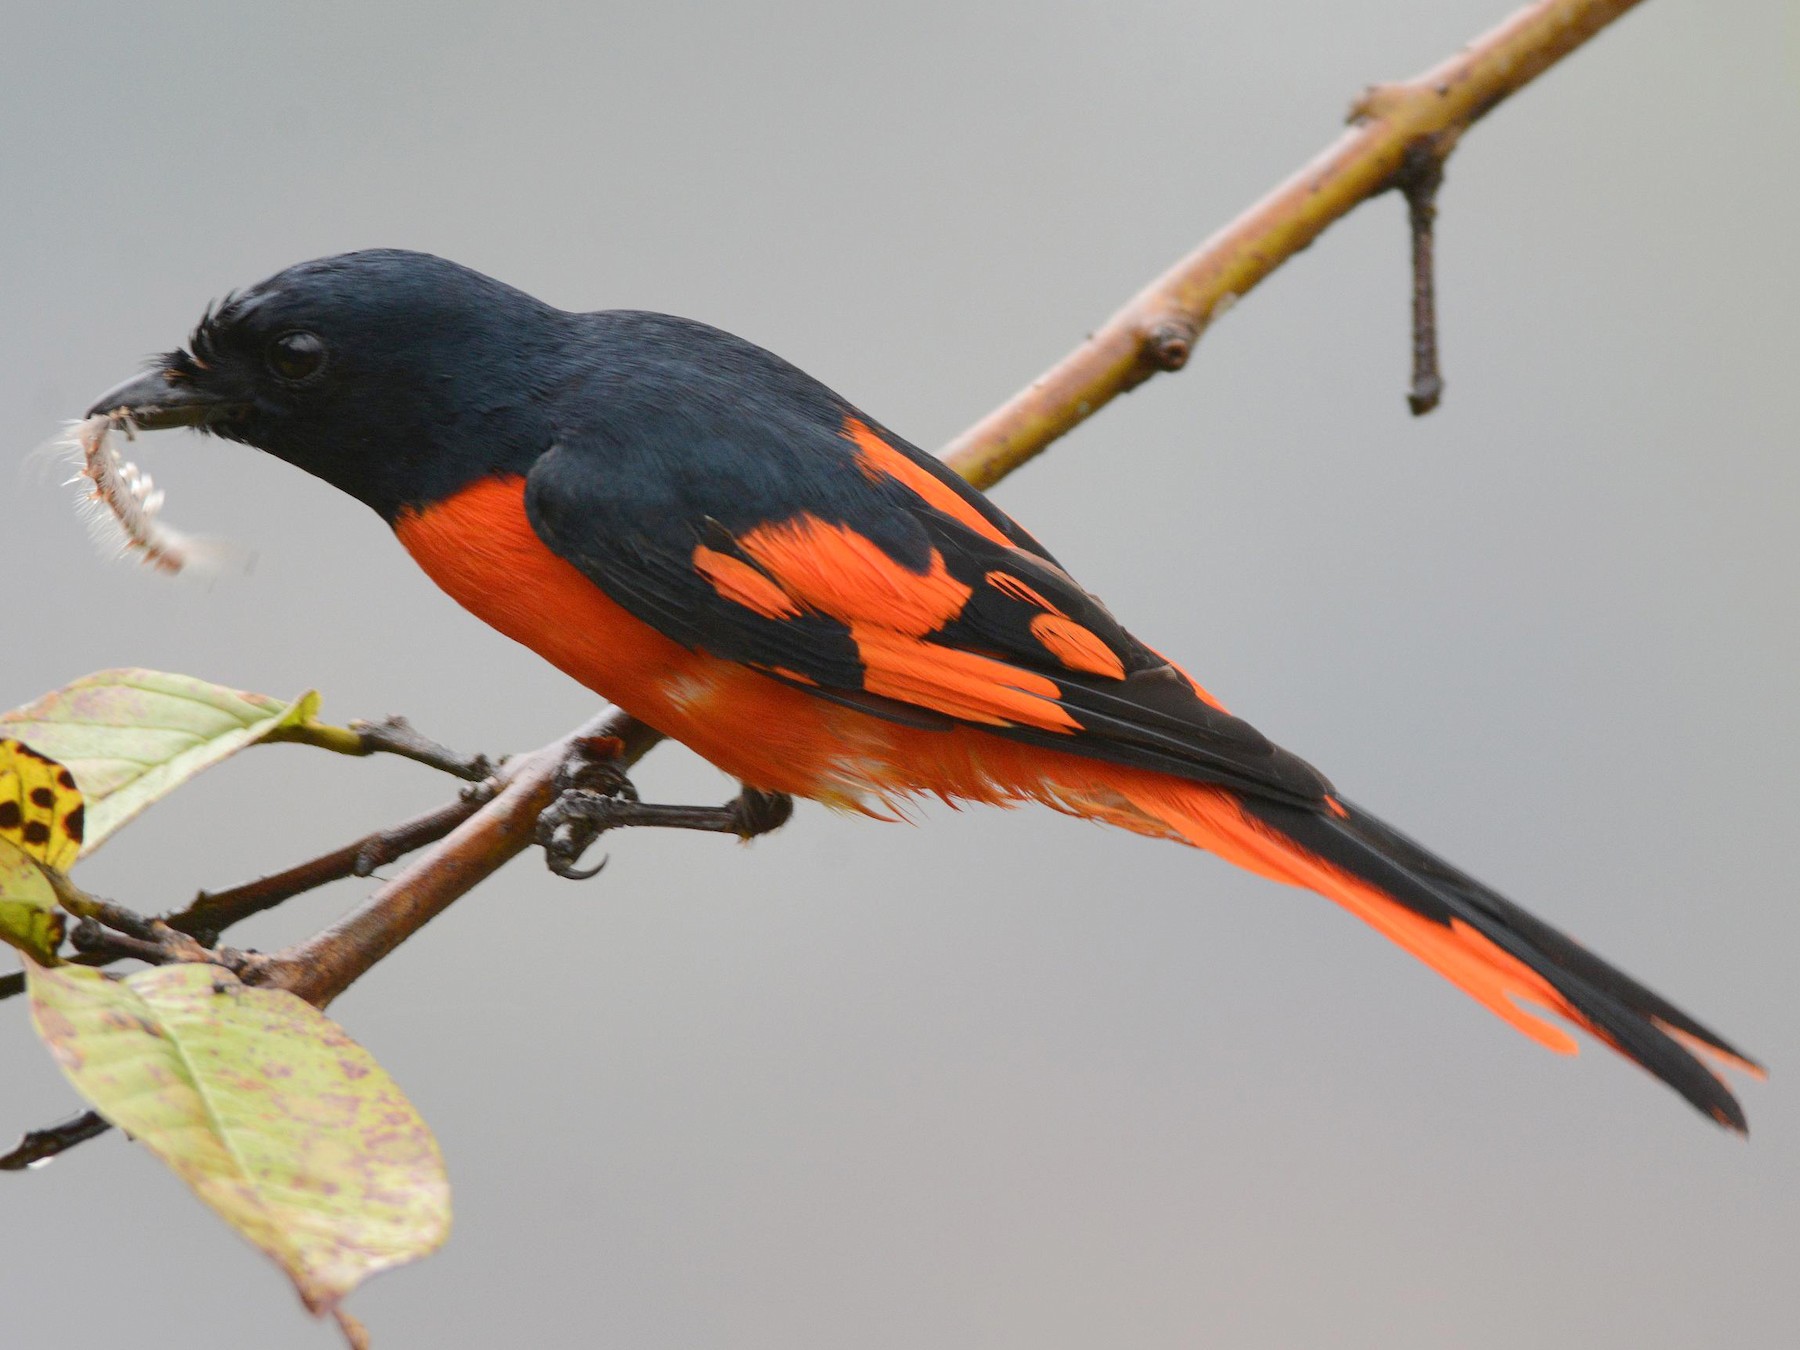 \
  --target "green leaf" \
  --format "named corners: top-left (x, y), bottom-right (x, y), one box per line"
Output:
top-left (27, 960), bottom-right (450, 1324)
top-left (0, 839), bottom-right (63, 965)
top-left (0, 670), bottom-right (321, 855)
